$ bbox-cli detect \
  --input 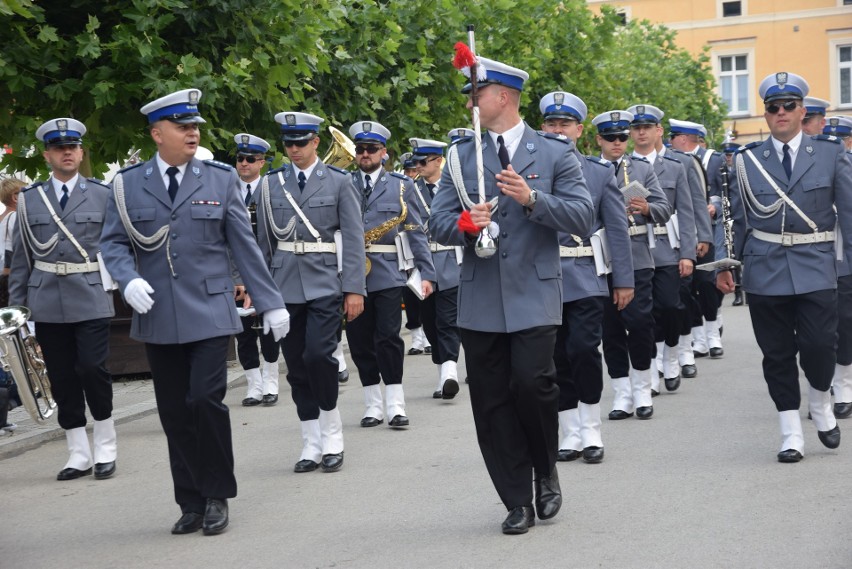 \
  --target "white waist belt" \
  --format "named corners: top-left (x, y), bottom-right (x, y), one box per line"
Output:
top-left (751, 229), bottom-right (835, 247)
top-left (365, 244), bottom-right (397, 253)
top-left (559, 245), bottom-right (594, 258)
top-left (277, 241), bottom-right (337, 254)
top-left (429, 242), bottom-right (455, 252)
top-left (652, 226), bottom-right (668, 235)
top-left (34, 260), bottom-right (100, 275)
top-left (628, 225), bottom-right (648, 236)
